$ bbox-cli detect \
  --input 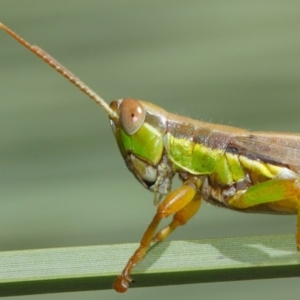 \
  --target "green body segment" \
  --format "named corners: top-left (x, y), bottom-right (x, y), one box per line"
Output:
top-left (224, 153), bottom-right (246, 182)
top-left (165, 132), bottom-right (294, 188)
top-left (166, 132), bottom-right (246, 185)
